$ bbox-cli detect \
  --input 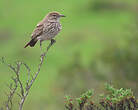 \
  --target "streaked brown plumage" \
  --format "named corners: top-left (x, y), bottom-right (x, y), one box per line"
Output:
top-left (24, 12), bottom-right (65, 48)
